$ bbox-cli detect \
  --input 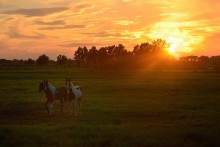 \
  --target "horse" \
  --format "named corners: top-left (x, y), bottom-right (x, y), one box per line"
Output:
top-left (39, 80), bottom-right (67, 114)
top-left (65, 78), bottom-right (83, 116)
